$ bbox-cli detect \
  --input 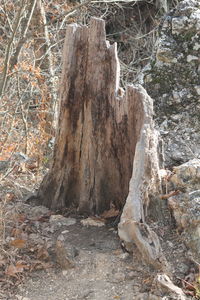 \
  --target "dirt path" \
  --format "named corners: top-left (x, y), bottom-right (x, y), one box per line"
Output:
top-left (0, 202), bottom-right (192, 300)
top-left (16, 220), bottom-right (153, 300)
